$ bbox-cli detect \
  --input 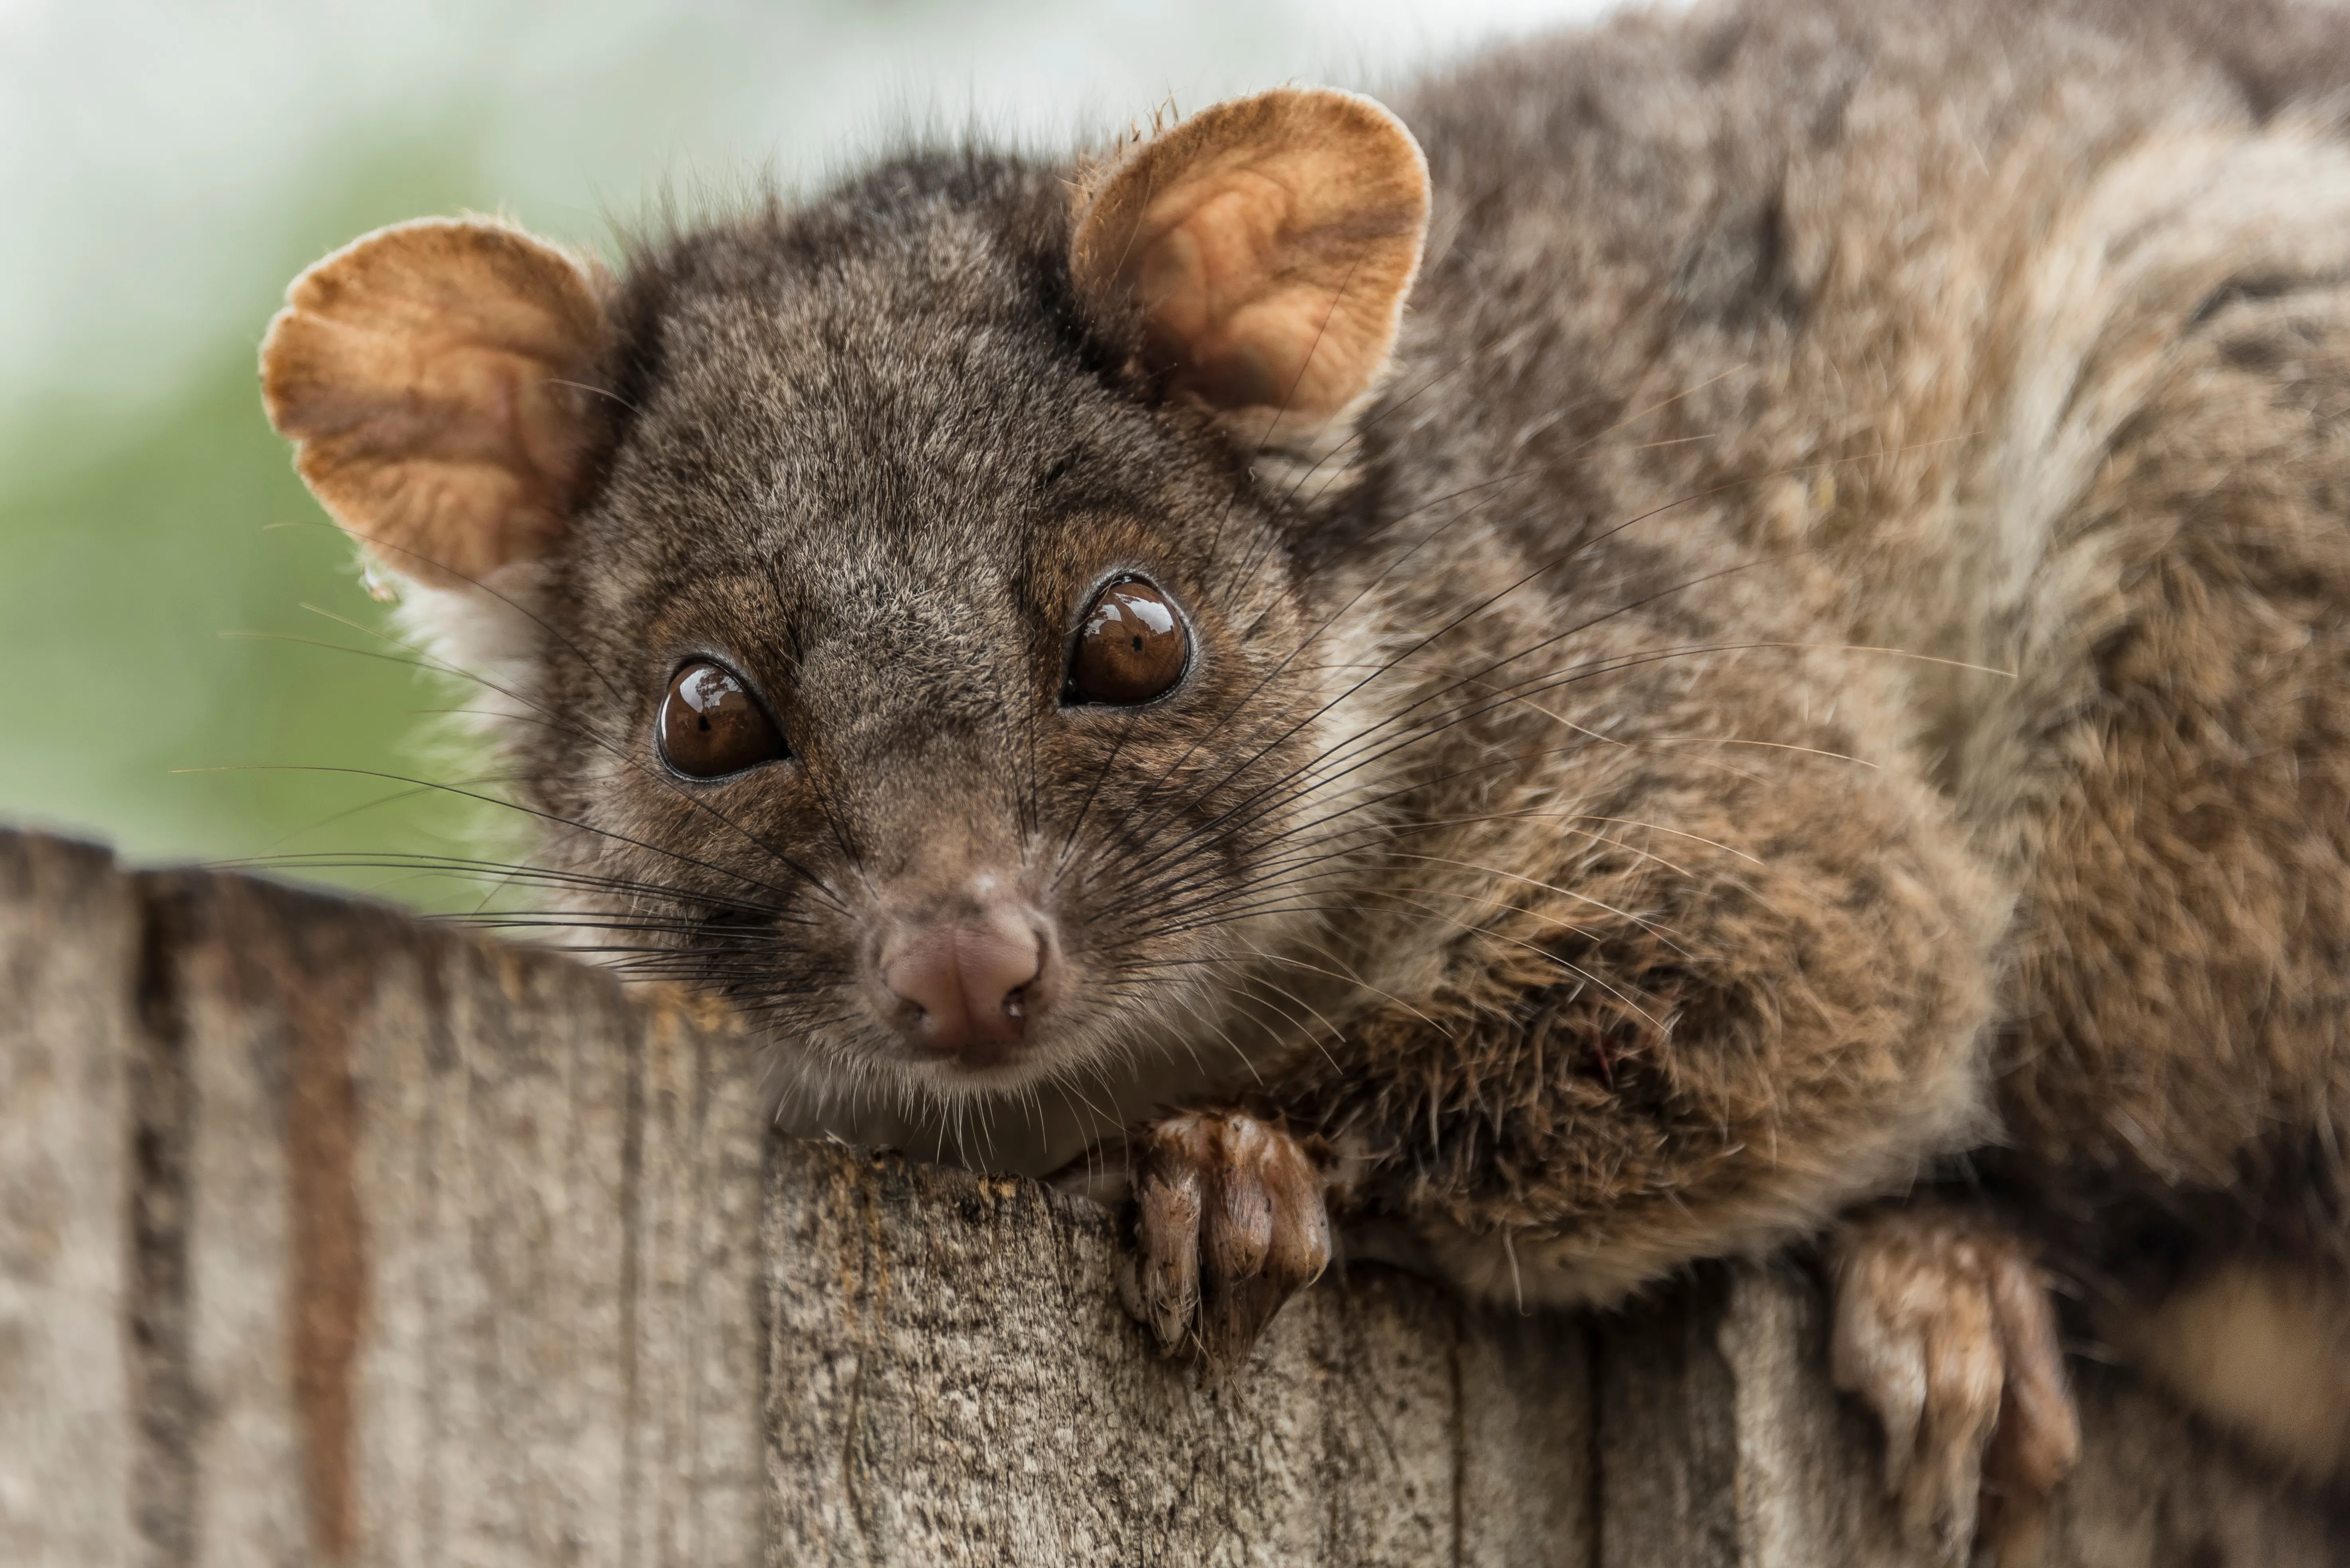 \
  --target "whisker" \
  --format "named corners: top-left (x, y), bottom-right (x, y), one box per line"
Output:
top-left (285, 604), bottom-right (860, 914)
top-left (186, 763), bottom-right (816, 907)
